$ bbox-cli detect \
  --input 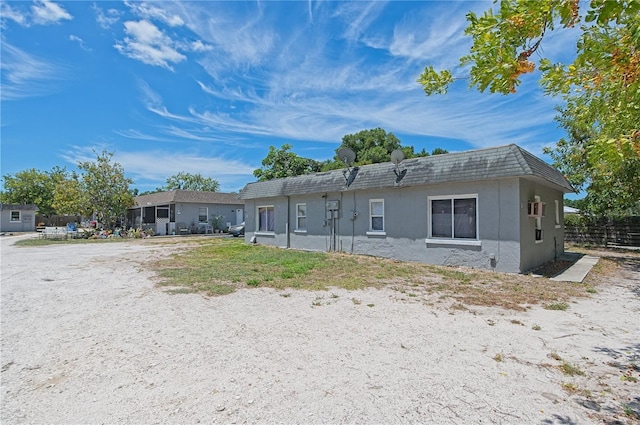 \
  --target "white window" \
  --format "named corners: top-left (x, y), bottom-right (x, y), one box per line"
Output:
top-left (258, 206), bottom-right (275, 232)
top-left (534, 195), bottom-right (543, 242)
top-left (10, 211), bottom-right (20, 222)
top-left (296, 203), bottom-right (306, 231)
top-left (429, 195), bottom-right (478, 240)
top-left (369, 199), bottom-right (384, 232)
top-left (555, 200), bottom-right (561, 228)
top-left (198, 207), bottom-right (208, 223)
